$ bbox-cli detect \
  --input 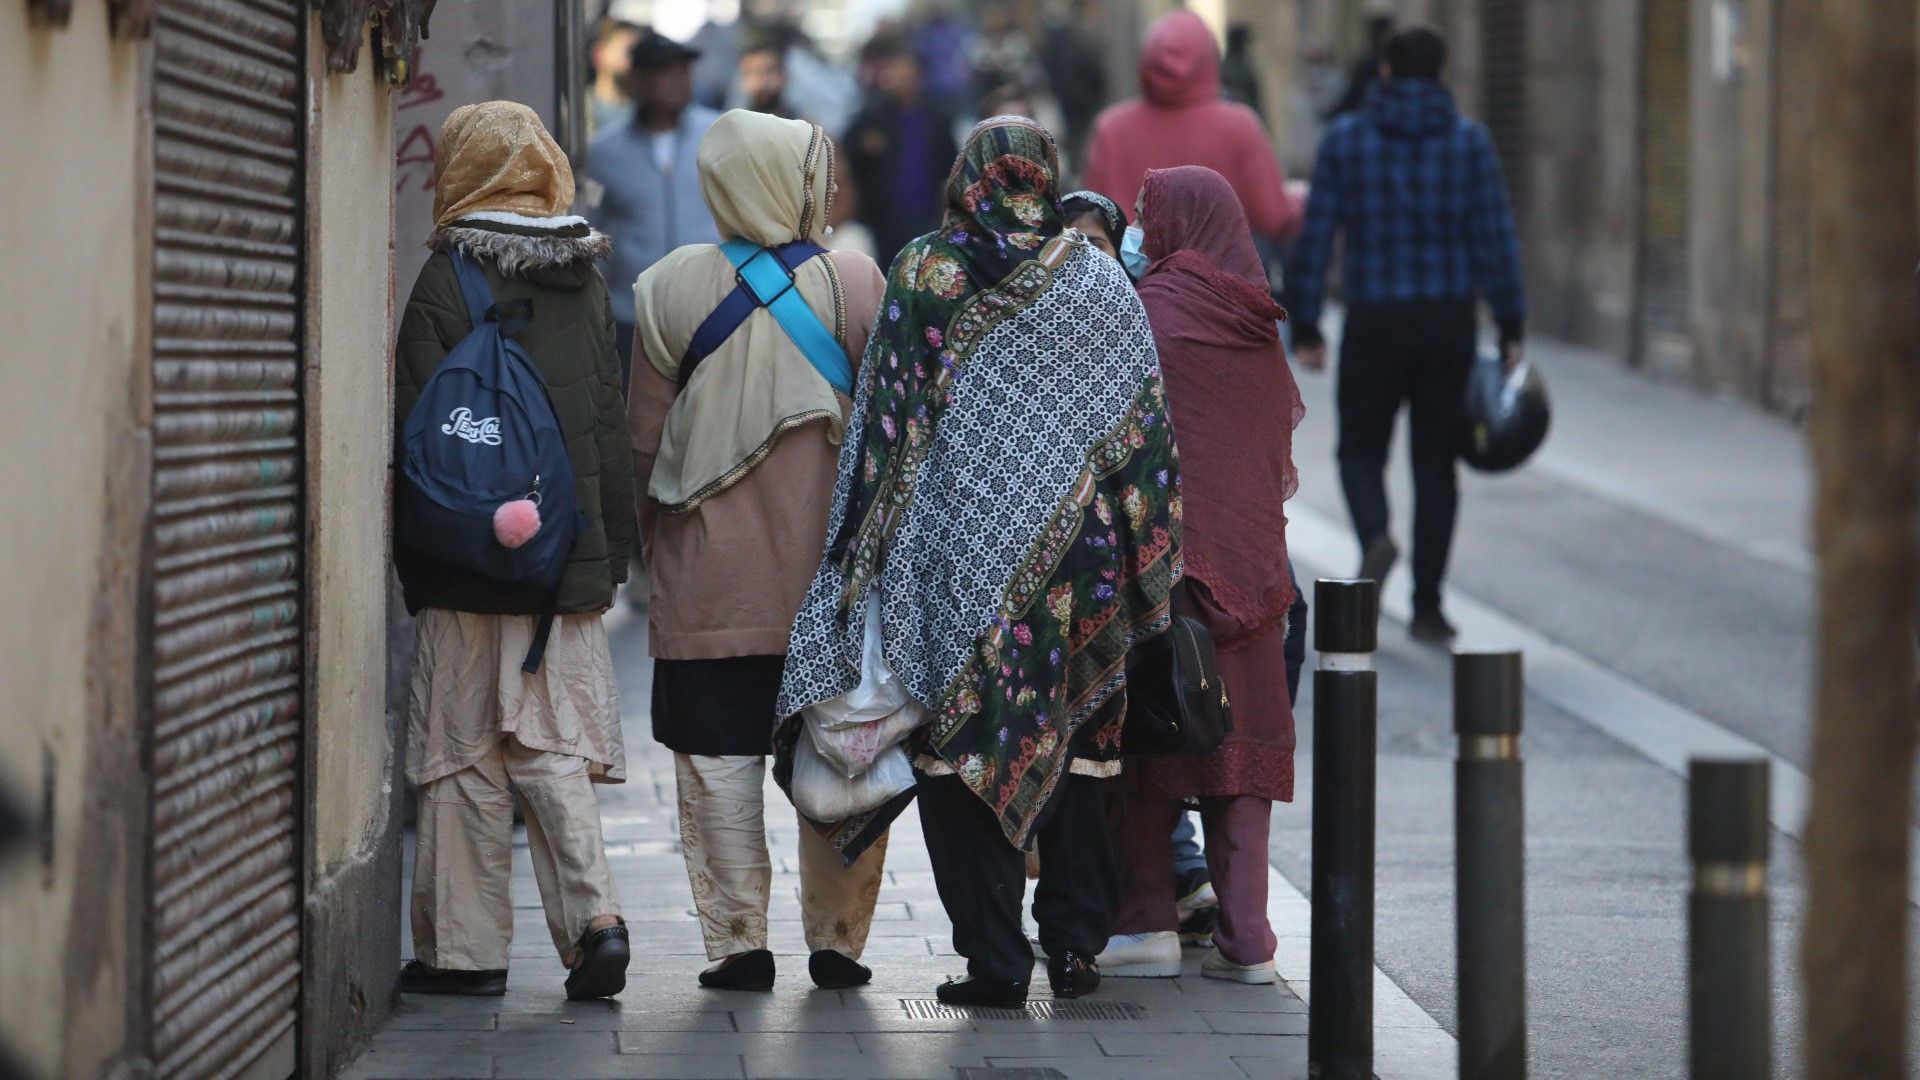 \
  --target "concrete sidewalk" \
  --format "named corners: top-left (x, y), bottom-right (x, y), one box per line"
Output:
top-left (343, 607), bottom-right (1333, 1080)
